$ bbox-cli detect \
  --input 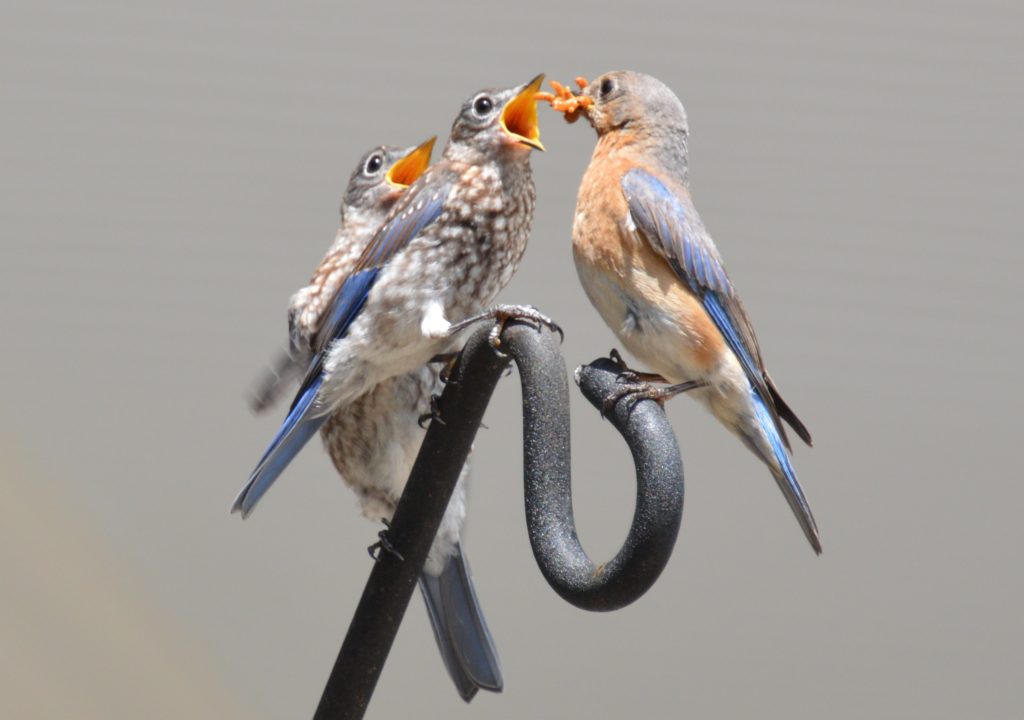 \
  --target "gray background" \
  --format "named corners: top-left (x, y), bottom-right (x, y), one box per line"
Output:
top-left (2, 0), bottom-right (1021, 717)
